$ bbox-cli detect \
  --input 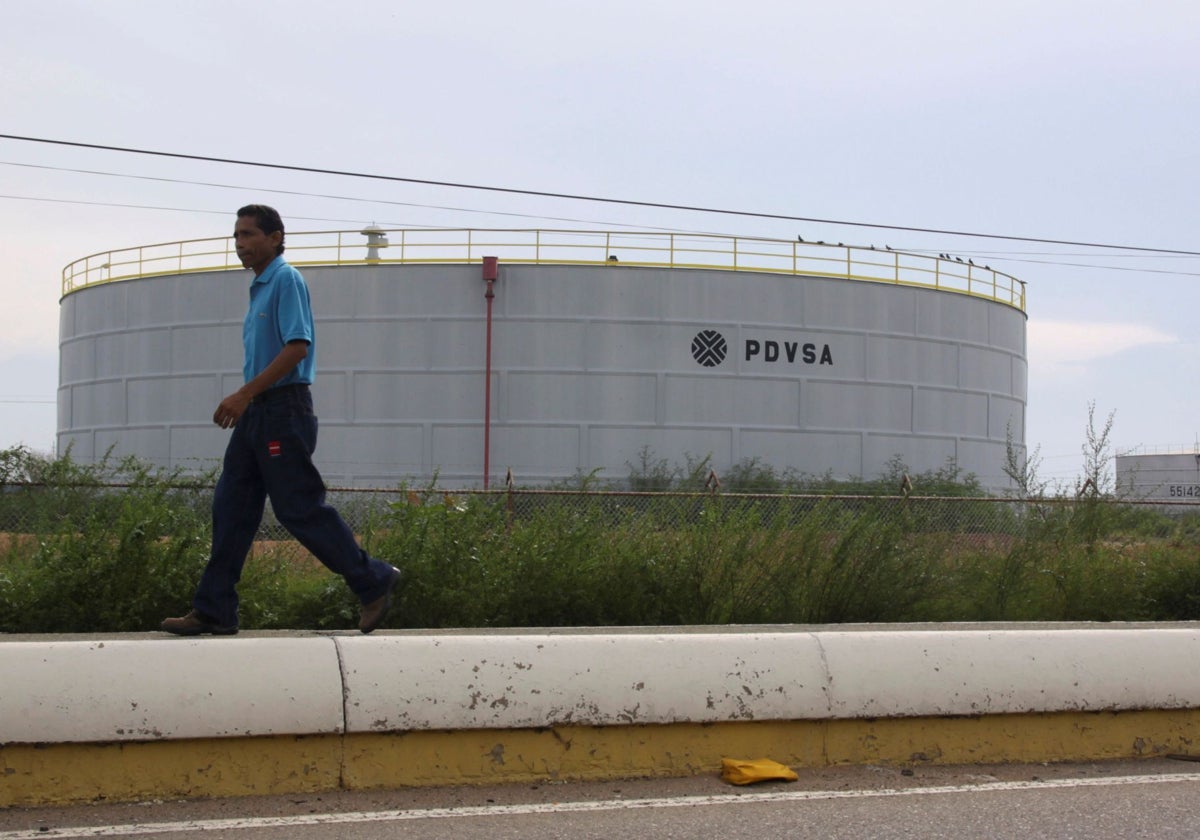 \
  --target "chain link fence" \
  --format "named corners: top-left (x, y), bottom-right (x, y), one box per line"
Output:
top-left (4, 481), bottom-right (1198, 565)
